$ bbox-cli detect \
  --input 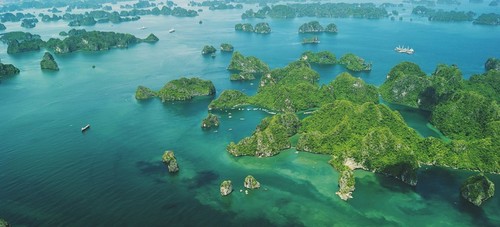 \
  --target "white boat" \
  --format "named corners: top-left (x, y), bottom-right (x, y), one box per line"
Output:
top-left (139, 26), bottom-right (147, 30)
top-left (81, 124), bottom-right (90, 132)
top-left (169, 28), bottom-right (175, 33)
top-left (395, 45), bottom-right (414, 54)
